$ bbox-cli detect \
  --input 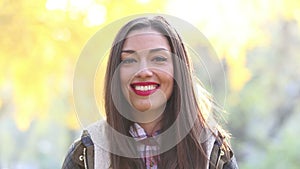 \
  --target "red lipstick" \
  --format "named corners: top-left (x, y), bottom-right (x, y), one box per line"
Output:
top-left (130, 82), bottom-right (159, 96)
